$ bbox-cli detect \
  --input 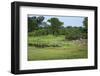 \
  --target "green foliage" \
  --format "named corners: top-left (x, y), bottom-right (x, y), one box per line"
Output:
top-left (81, 17), bottom-right (88, 39)
top-left (28, 35), bottom-right (65, 48)
top-left (37, 16), bottom-right (44, 24)
top-left (28, 17), bottom-right (38, 32)
top-left (65, 27), bottom-right (82, 40)
top-left (32, 29), bottom-right (48, 36)
top-left (28, 16), bottom-right (44, 32)
top-left (83, 17), bottom-right (88, 29)
top-left (28, 16), bottom-right (88, 40)
top-left (48, 18), bottom-right (63, 35)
